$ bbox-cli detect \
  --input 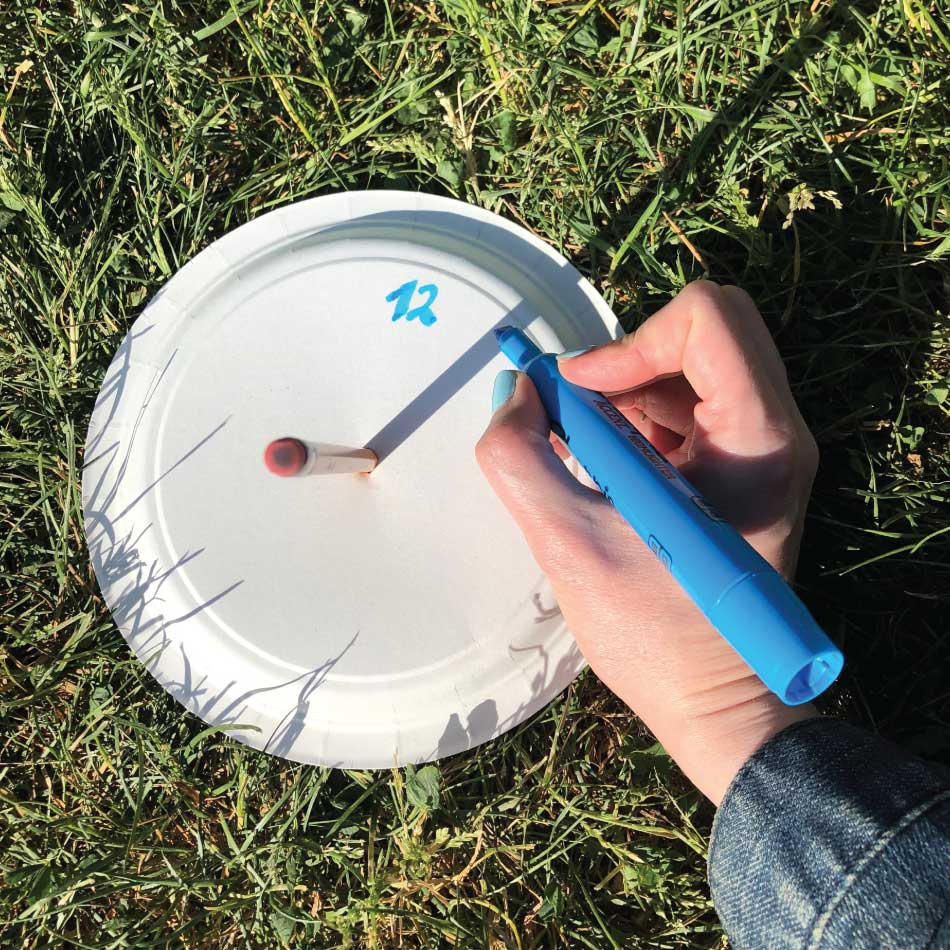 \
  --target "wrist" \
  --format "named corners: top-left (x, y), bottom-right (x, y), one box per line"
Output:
top-left (666, 689), bottom-right (818, 805)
